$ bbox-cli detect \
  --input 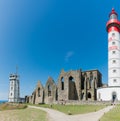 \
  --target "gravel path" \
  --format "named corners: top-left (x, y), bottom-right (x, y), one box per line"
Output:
top-left (28, 105), bottom-right (114, 121)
